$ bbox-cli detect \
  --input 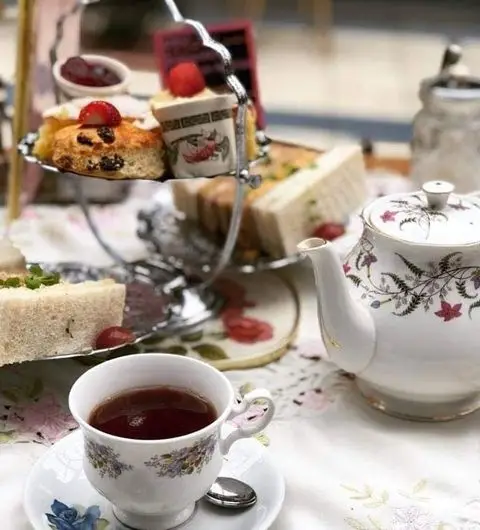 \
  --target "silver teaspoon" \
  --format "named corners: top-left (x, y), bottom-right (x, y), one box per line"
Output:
top-left (204, 477), bottom-right (257, 509)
